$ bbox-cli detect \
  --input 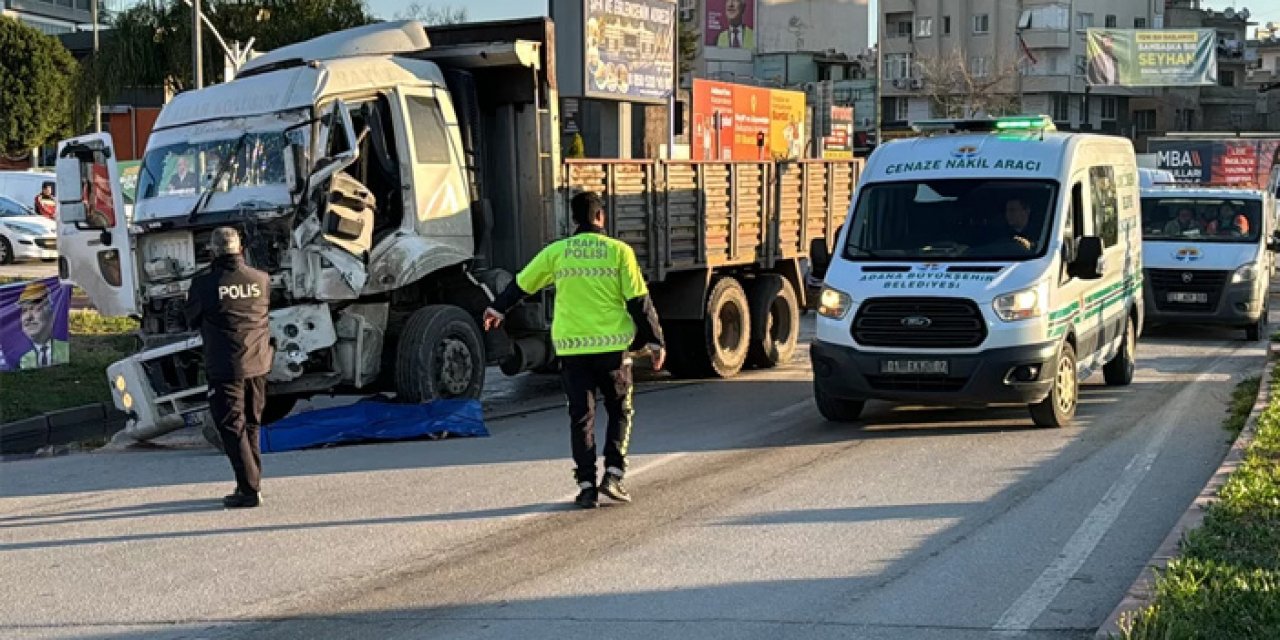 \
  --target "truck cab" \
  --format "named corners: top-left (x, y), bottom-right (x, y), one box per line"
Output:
top-left (54, 20), bottom-right (562, 440)
top-left (811, 116), bottom-right (1143, 428)
top-left (1138, 185), bottom-right (1276, 340)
